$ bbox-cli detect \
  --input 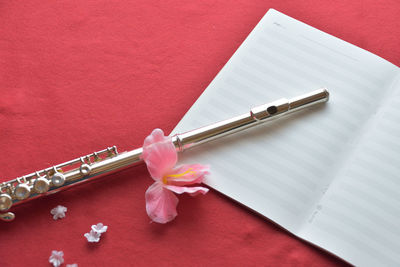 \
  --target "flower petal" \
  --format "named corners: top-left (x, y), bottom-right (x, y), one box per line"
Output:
top-left (165, 185), bottom-right (209, 196)
top-left (145, 182), bottom-right (179, 223)
top-left (165, 164), bottom-right (210, 186)
top-left (141, 129), bottom-right (177, 180)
